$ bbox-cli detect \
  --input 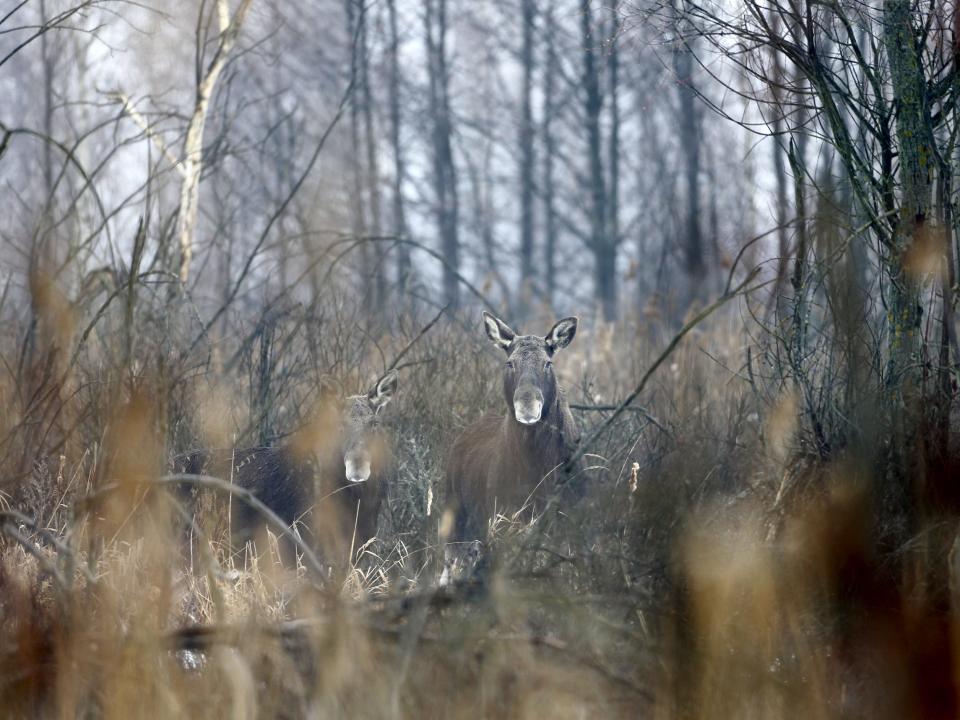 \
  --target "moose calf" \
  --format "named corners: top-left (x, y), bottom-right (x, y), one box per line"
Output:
top-left (177, 371), bottom-right (398, 566)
